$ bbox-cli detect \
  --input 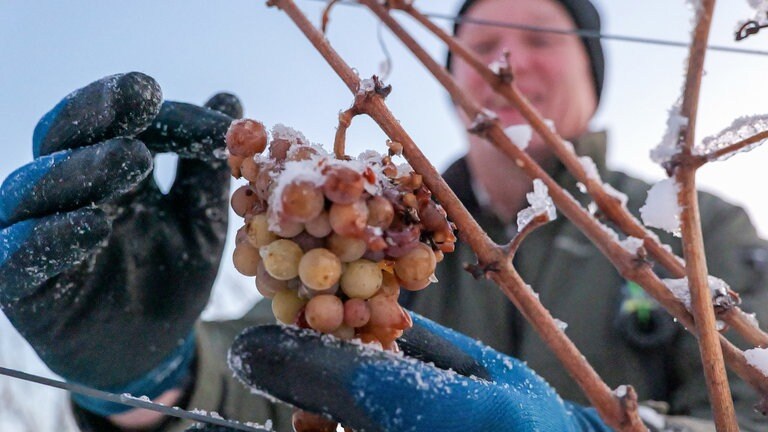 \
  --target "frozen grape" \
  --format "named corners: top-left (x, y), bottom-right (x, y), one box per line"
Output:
top-left (323, 166), bottom-right (364, 204)
top-left (331, 323), bottom-right (356, 340)
top-left (226, 119), bottom-right (267, 157)
top-left (367, 195), bottom-right (394, 228)
top-left (287, 145), bottom-right (319, 161)
top-left (305, 294), bottom-right (344, 333)
top-left (343, 298), bottom-right (370, 328)
top-left (240, 156), bottom-right (261, 182)
top-left (231, 185), bottom-right (260, 217)
top-left (368, 294), bottom-right (411, 329)
top-left (340, 260), bottom-right (382, 299)
top-left (281, 181), bottom-right (325, 223)
top-left (255, 260), bottom-right (289, 298)
top-left (329, 200), bottom-right (368, 237)
top-left (394, 243), bottom-right (436, 283)
top-left (292, 410), bottom-right (337, 432)
top-left (233, 242), bottom-right (260, 276)
top-left (271, 219), bottom-right (304, 238)
top-left (379, 271), bottom-right (401, 297)
top-left (400, 276), bottom-right (431, 291)
top-left (291, 231), bottom-right (326, 252)
top-left (327, 233), bottom-right (367, 262)
top-left (272, 289), bottom-right (307, 325)
top-left (246, 213), bottom-right (278, 248)
top-left (254, 165), bottom-right (275, 202)
top-left (298, 248), bottom-right (342, 291)
top-left (305, 211), bottom-right (333, 238)
top-left (269, 138), bottom-right (292, 161)
top-left (228, 155), bottom-right (245, 178)
top-left (261, 239), bottom-right (304, 280)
